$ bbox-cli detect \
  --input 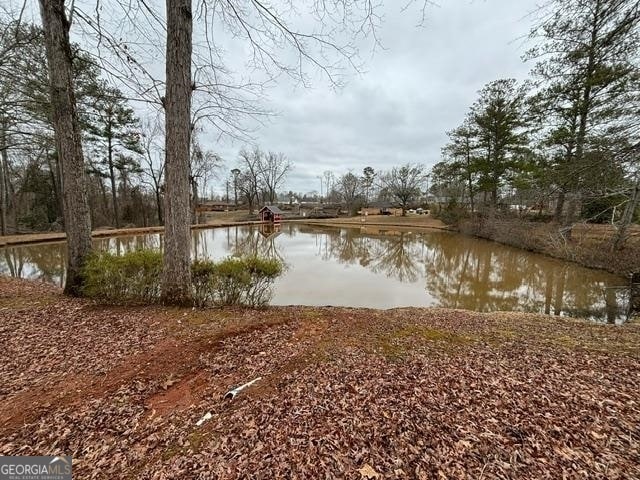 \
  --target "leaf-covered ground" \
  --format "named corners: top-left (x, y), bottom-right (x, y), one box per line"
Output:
top-left (0, 277), bottom-right (638, 479)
